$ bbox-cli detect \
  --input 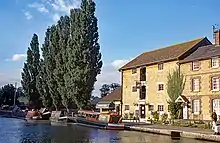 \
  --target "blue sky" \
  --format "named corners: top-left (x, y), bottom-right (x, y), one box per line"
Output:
top-left (0, 0), bottom-right (220, 95)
